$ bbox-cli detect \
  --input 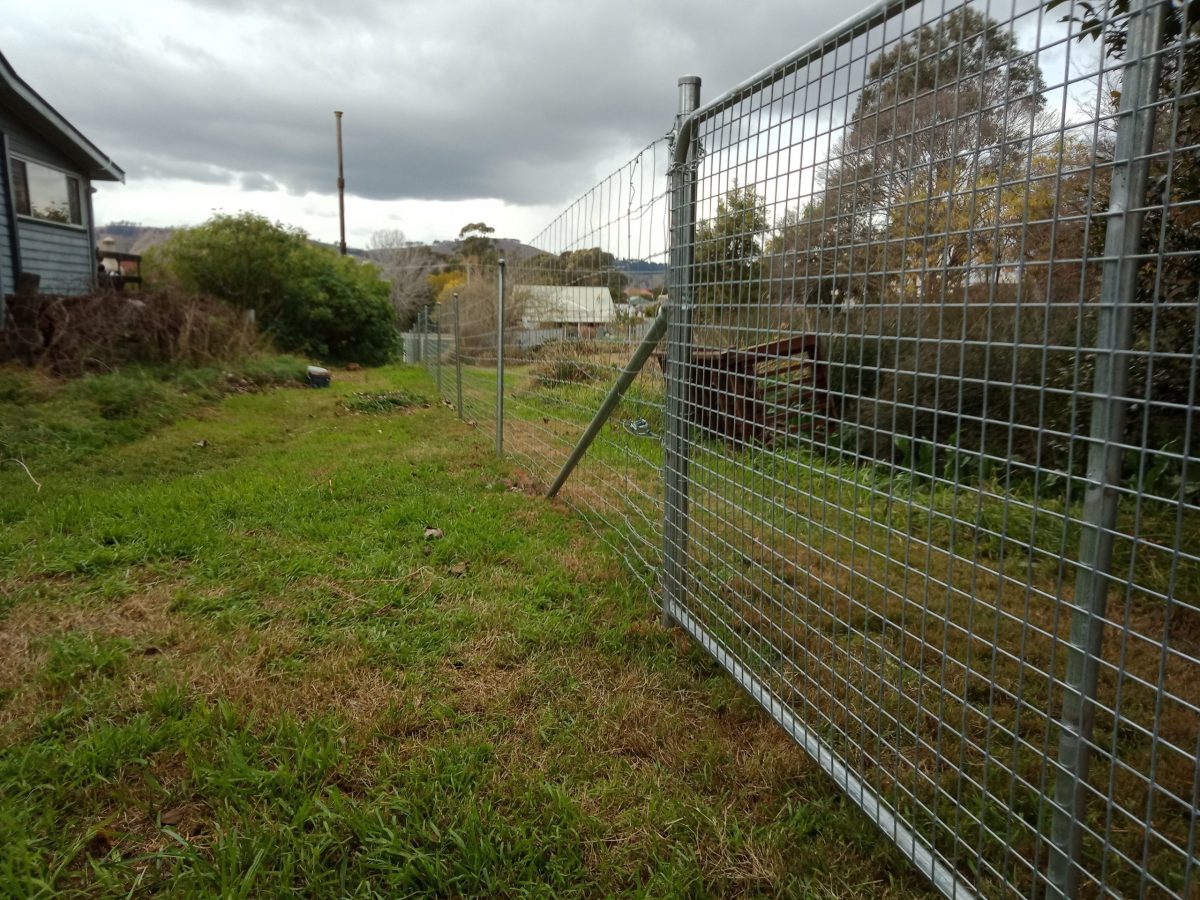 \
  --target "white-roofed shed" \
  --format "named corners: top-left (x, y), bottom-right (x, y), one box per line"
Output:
top-left (517, 285), bottom-right (616, 328)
